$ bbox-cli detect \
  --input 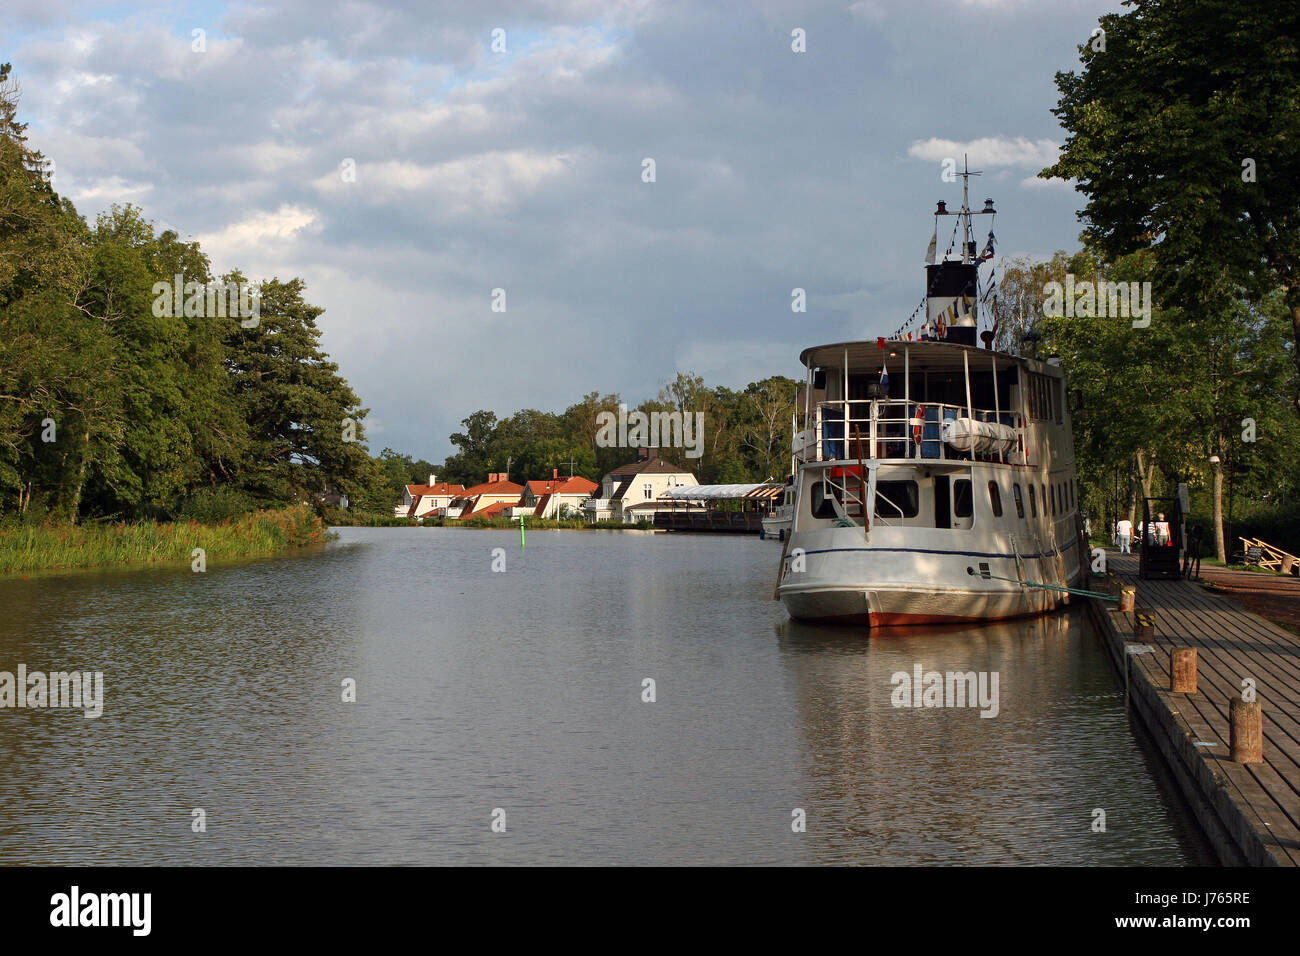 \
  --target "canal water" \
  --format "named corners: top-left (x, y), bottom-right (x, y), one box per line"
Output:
top-left (0, 527), bottom-right (1212, 865)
